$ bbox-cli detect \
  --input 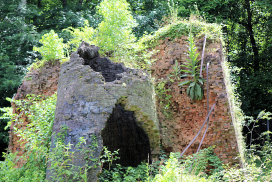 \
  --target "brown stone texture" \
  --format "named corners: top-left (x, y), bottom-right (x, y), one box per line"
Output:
top-left (8, 60), bottom-right (60, 167)
top-left (151, 36), bottom-right (239, 165)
